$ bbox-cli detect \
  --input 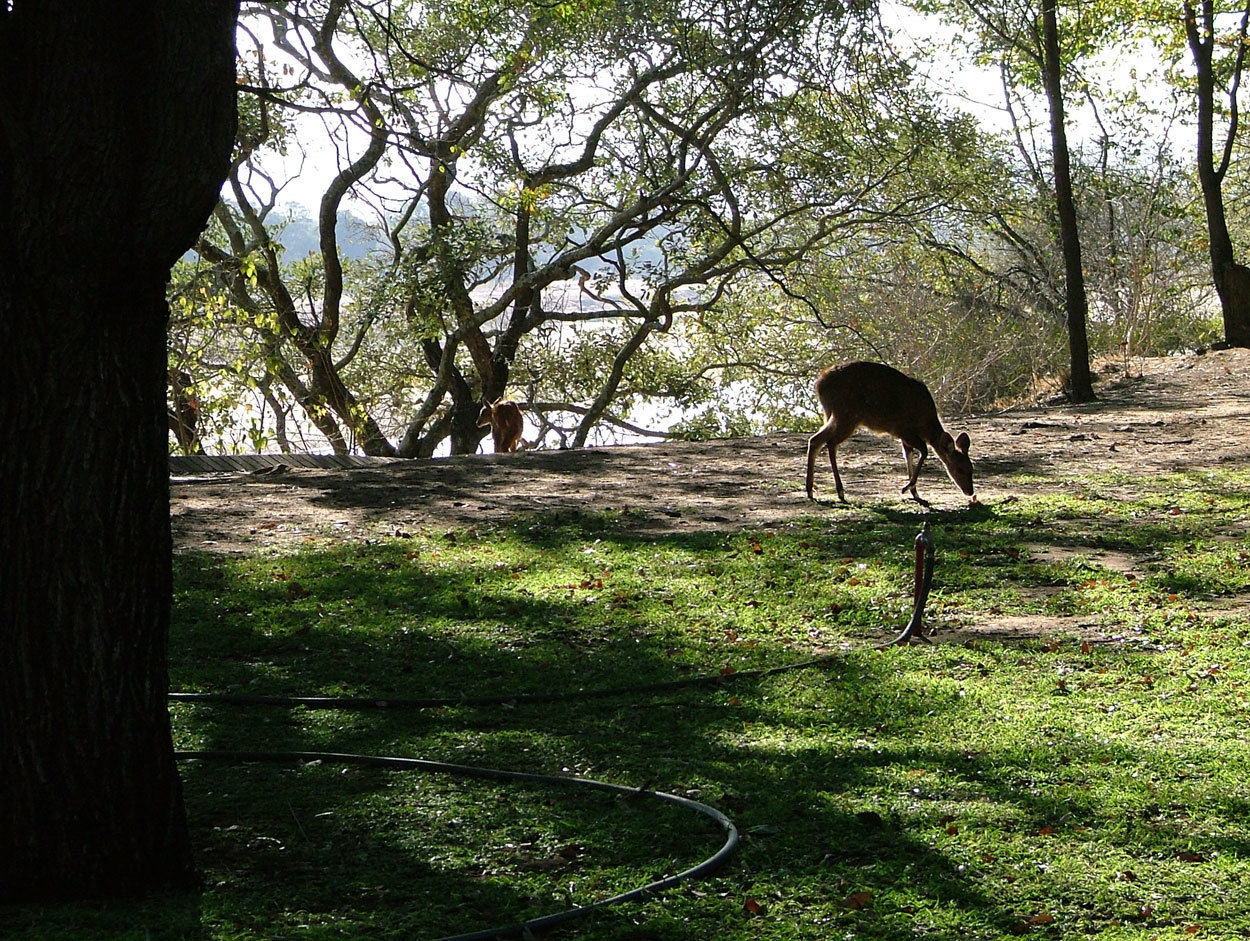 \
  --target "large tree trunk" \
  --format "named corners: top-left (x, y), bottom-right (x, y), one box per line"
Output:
top-left (0, 1), bottom-right (238, 902)
top-left (1184, 0), bottom-right (1250, 347)
top-left (1040, 0), bottom-right (1095, 401)
top-left (1, 276), bottom-right (199, 901)
top-left (1213, 262), bottom-right (1250, 347)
